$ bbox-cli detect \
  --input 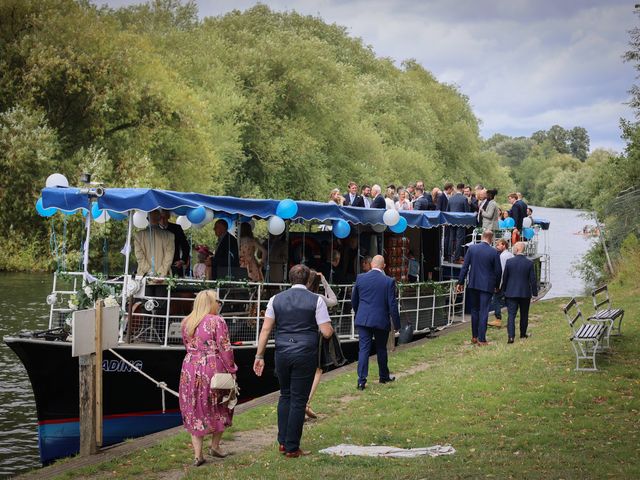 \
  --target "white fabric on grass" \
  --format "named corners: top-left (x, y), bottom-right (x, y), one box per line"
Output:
top-left (319, 444), bottom-right (455, 458)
